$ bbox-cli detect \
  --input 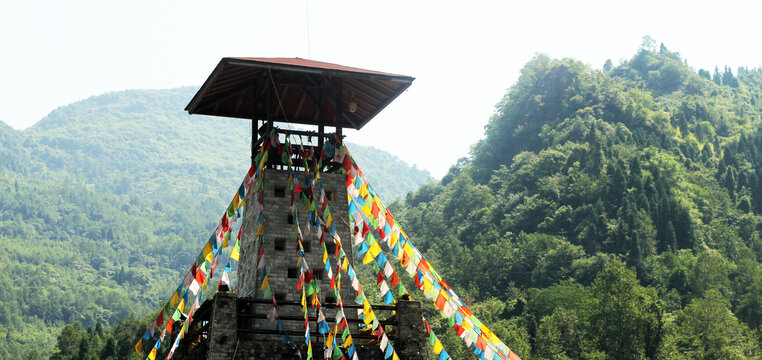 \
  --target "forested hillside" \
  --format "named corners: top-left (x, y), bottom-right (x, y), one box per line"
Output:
top-left (0, 88), bottom-right (431, 359)
top-left (390, 42), bottom-right (762, 359)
